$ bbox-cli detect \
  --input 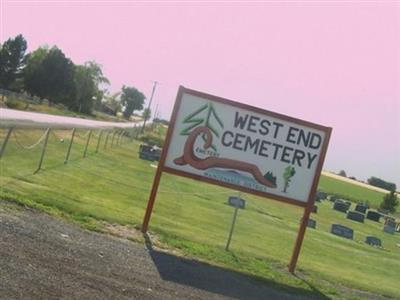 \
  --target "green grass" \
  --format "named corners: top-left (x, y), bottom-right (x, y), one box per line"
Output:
top-left (1, 128), bottom-right (399, 299)
top-left (318, 175), bottom-right (386, 208)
